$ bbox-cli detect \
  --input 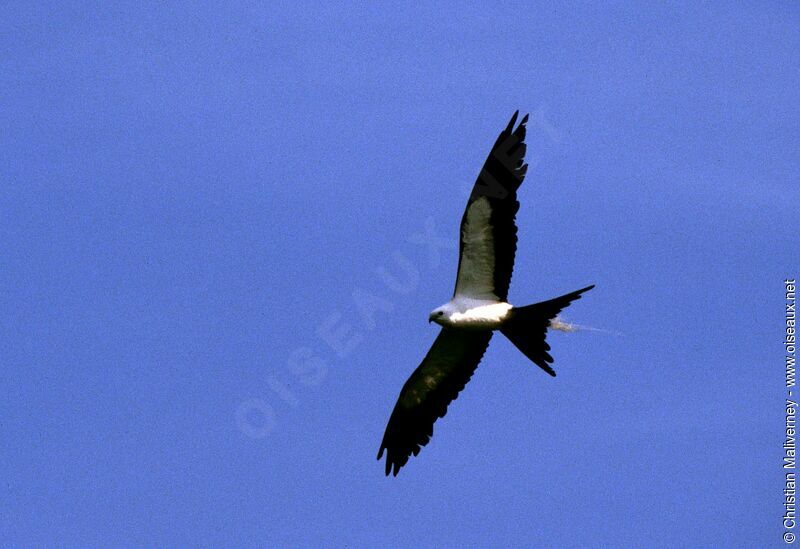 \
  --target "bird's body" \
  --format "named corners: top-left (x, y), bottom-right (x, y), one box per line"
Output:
top-left (430, 297), bottom-right (513, 330)
top-left (378, 112), bottom-right (594, 476)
